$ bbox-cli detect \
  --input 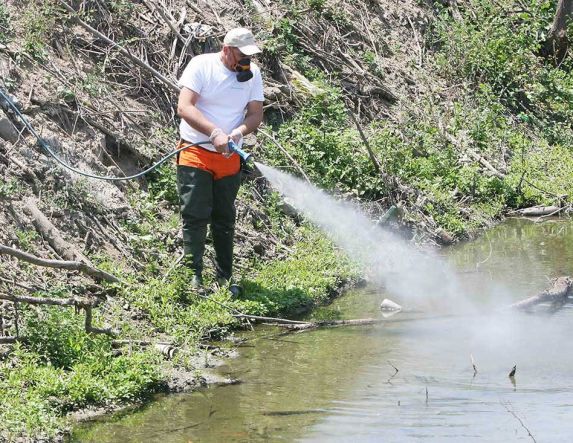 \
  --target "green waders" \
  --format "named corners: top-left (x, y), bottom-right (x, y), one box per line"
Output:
top-left (177, 165), bottom-right (241, 281)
